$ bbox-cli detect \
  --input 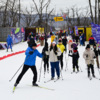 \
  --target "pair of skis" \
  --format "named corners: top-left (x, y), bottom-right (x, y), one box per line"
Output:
top-left (88, 76), bottom-right (100, 80)
top-left (12, 85), bottom-right (54, 93)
